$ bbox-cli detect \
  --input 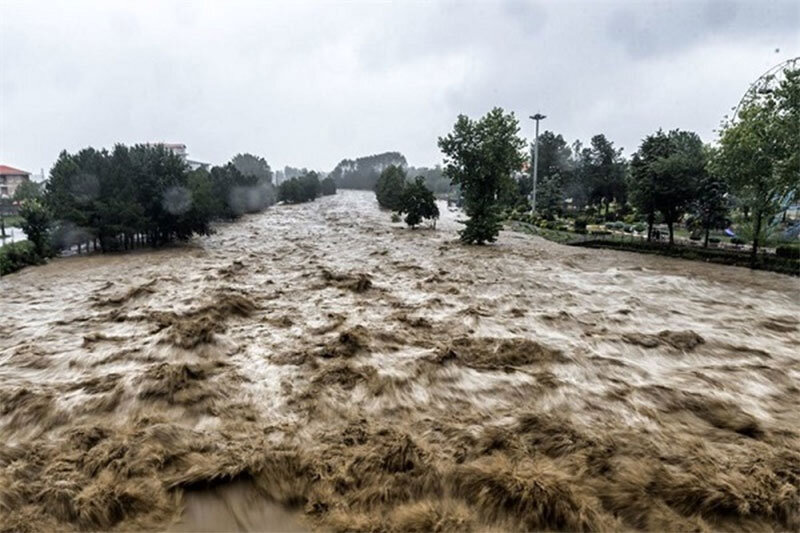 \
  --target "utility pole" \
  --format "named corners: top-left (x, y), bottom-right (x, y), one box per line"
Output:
top-left (529, 113), bottom-right (546, 212)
